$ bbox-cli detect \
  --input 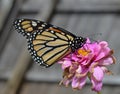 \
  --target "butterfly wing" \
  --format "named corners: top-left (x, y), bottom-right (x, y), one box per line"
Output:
top-left (28, 30), bottom-right (74, 67)
top-left (13, 19), bottom-right (76, 67)
top-left (13, 19), bottom-right (51, 37)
